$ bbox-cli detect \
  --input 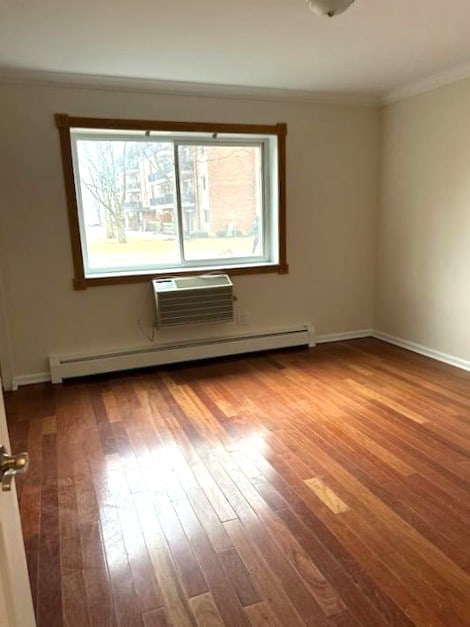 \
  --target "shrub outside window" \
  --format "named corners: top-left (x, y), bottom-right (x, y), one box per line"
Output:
top-left (55, 116), bottom-right (287, 289)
